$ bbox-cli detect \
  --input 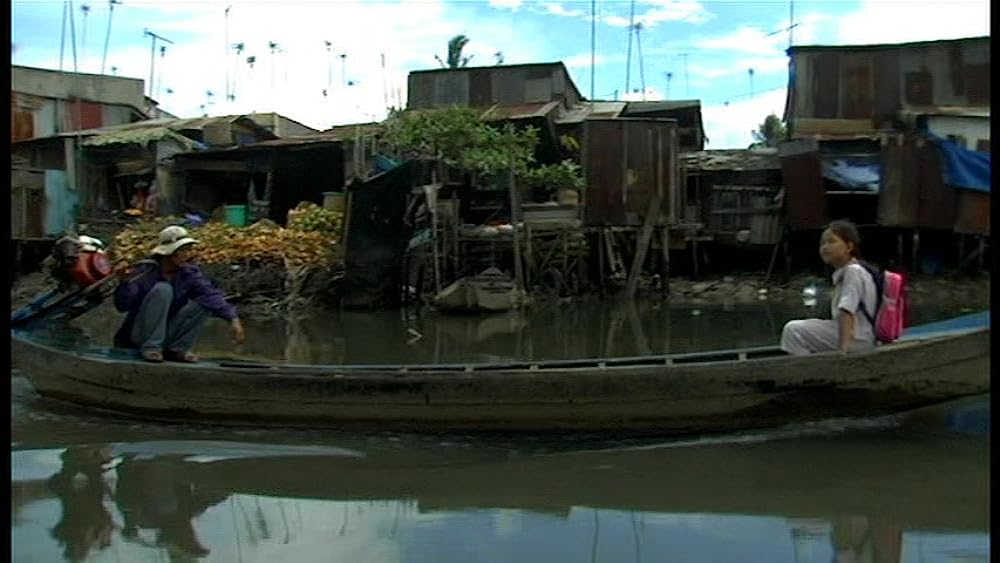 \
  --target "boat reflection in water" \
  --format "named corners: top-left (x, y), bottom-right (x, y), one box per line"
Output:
top-left (11, 417), bottom-right (989, 563)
